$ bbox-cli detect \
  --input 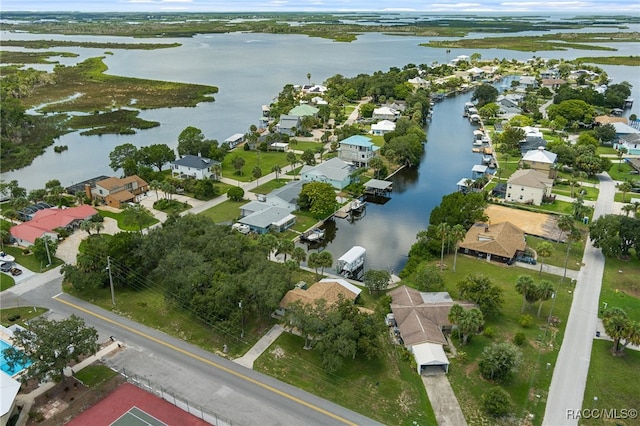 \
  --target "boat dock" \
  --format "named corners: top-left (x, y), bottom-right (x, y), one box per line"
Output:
top-left (364, 179), bottom-right (393, 197)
